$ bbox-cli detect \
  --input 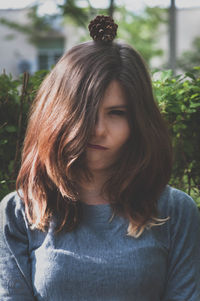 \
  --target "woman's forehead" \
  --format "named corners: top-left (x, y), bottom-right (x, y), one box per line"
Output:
top-left (100, 81), bottom-right (128, 108)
